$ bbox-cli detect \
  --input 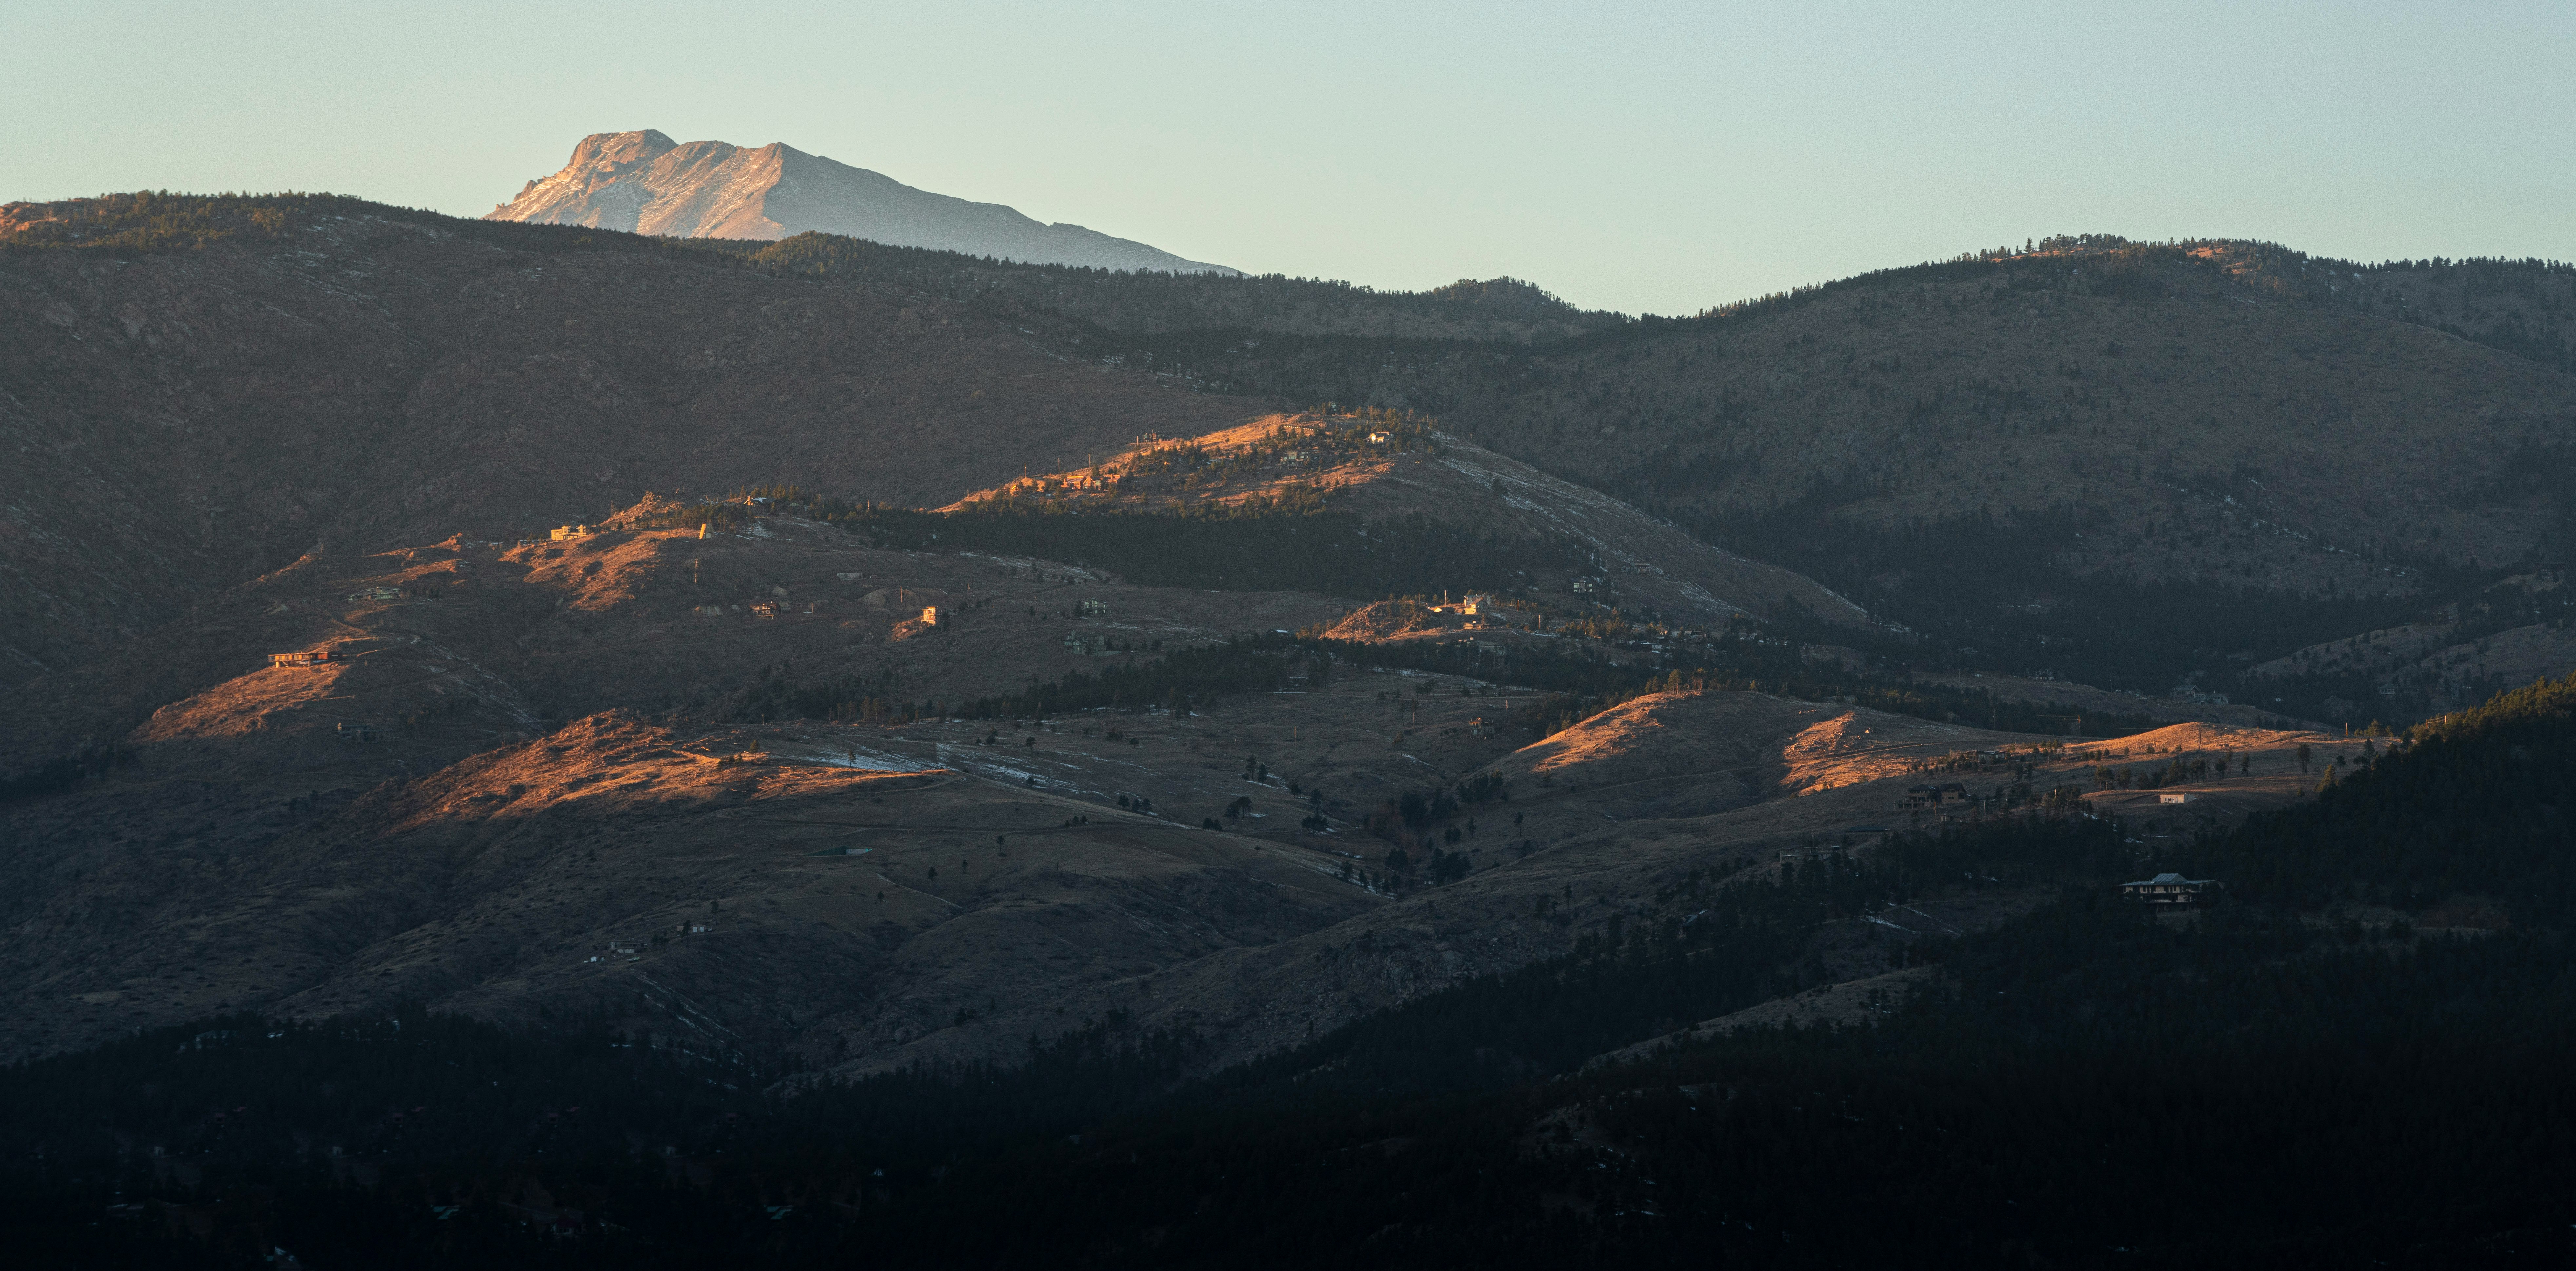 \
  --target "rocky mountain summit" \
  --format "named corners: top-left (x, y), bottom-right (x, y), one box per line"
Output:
top-left (485, 130), bottom-right (1236, 274)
